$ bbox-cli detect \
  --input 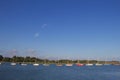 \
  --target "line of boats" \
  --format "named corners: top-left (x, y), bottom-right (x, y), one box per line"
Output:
top-left (0, 62), bottom-right (116, 67)
top-left (1, 58), bottom-right (119, 66)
